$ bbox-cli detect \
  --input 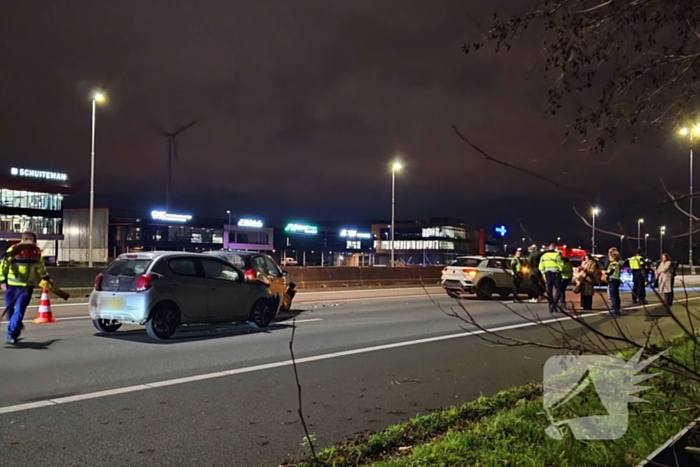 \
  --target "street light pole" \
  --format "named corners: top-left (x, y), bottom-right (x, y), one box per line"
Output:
top-left (680, 126), bottom-right (700, 272)
top-left (660, 226), bottom-right (666, 259)
top-left (592, 207), bottom-right (599, 255)
top-left (637, 219), bottom-right (643, 249)
top-left (620, 235), bottom-right (624, 251)
top-left (88, 92), bottom-right (104, 267)
top-left (645, 233), bottom-right (649, 257)
top-left (226, 210), bottom-right (231, 248)
top-left (390, 161), bottom-right (402, 267)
